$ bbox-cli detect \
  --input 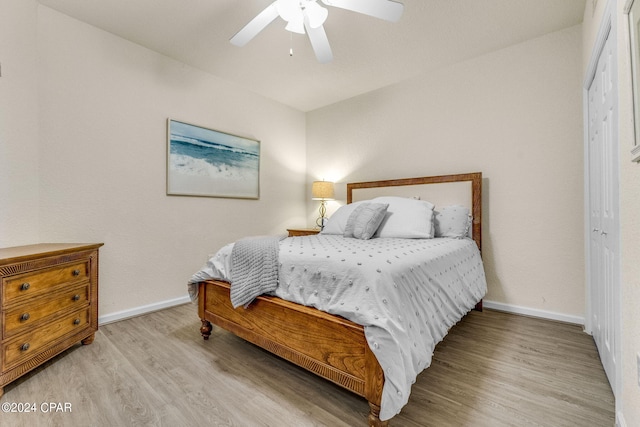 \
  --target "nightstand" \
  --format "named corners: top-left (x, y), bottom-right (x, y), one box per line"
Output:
top-left (287, 228), bottom-right (320, 237)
